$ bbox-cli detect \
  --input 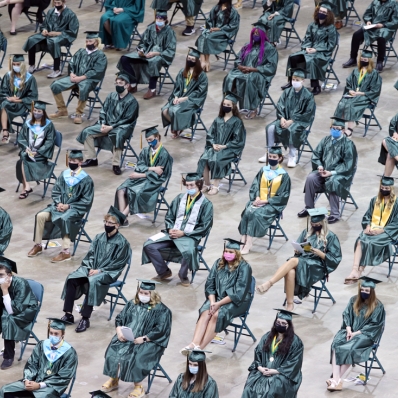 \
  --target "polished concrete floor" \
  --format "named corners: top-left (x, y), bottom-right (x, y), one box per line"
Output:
top-left (0, 0), bottom-right (398, 396)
